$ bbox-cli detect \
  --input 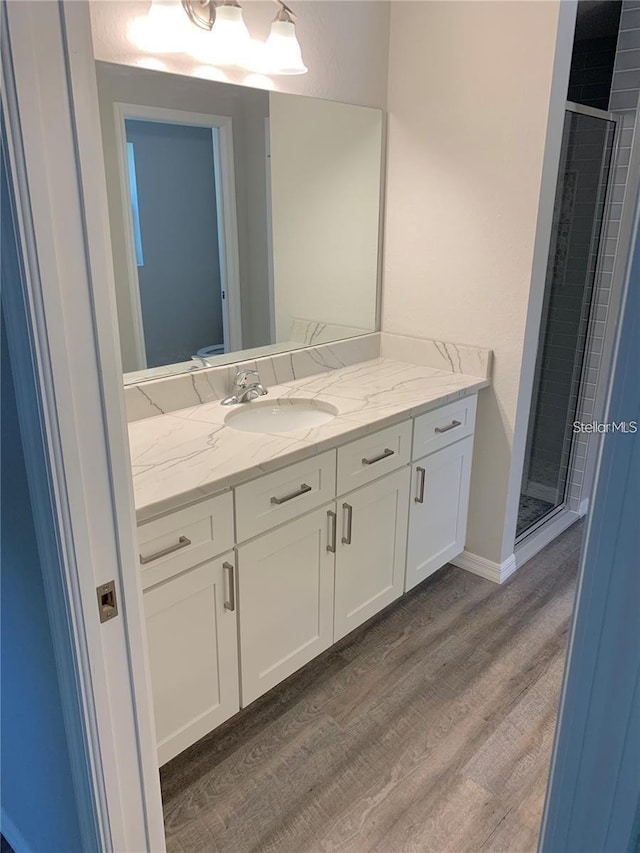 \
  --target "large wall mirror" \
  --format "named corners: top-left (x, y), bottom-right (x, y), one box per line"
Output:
top-left (95, 62), bottom-right (384, 385)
